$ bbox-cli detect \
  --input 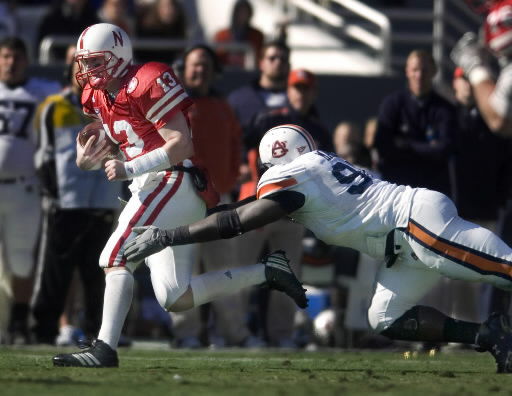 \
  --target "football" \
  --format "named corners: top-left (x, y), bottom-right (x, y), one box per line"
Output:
top-left (78, 121), bottom-right (119, 159)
